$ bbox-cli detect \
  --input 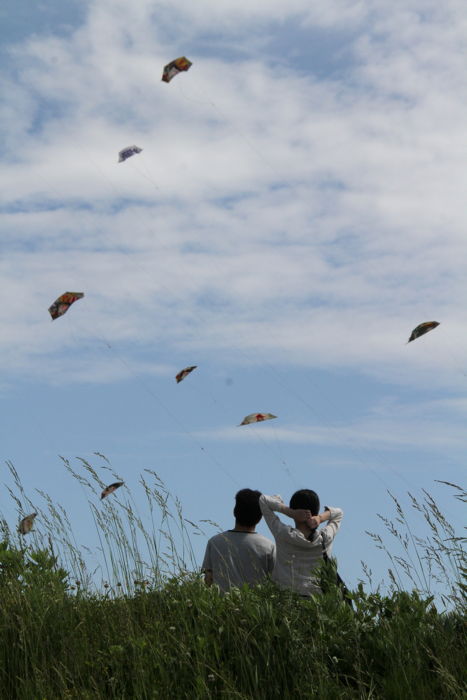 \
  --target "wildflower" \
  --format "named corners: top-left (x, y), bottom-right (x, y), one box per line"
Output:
top-left (186, 599), bottom-right (193, 607)
top-left (169, 626), bottom-right (176, 632)
top-left (207, 674), bottom-right (215, 682)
